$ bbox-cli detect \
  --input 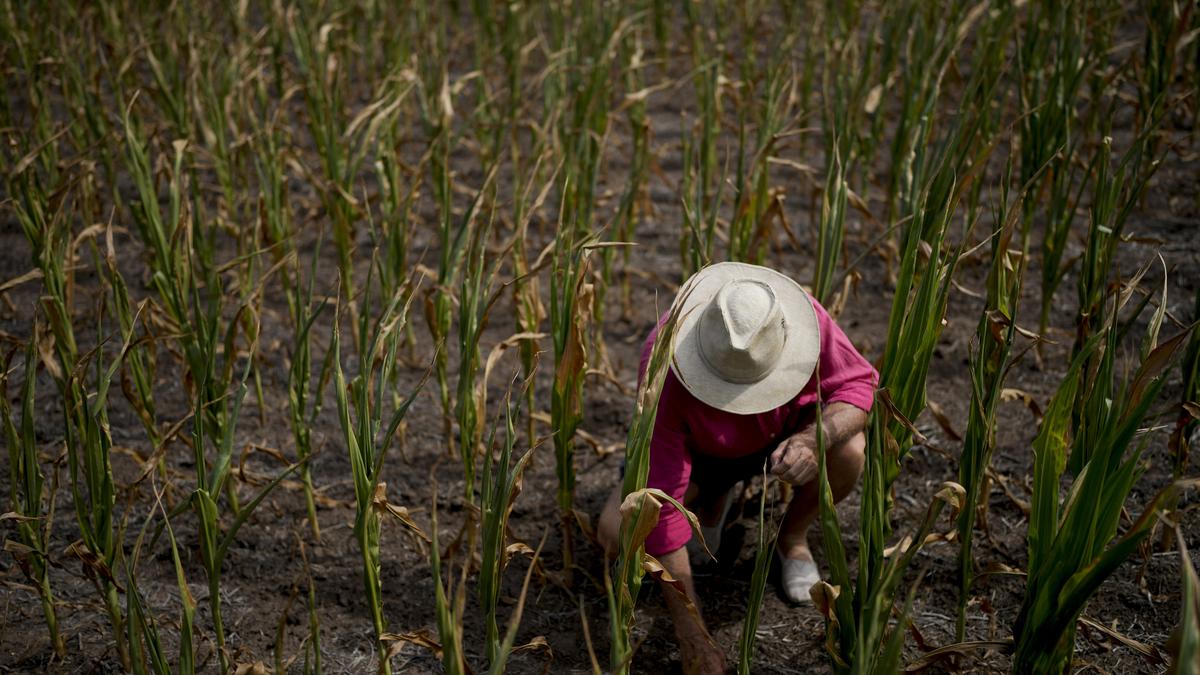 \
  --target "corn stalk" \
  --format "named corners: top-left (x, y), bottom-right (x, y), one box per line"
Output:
top-left (1, 341), bottom-right (64, 656)
top-left (479, 388), bottom-right (537, 666)
top-left (124, 484), bottom-right (197, 675)
top-left (608, 298), bottom-right (696, 673)
top-left (956, 190), bottom-right (1025, 641)
top-left (813, 401), bottom-right (966, 674)
top-left (1171, 528), bottom-right (1200, 674)
top-left (1013, 302), bottom-right (1197, 673)
top-left (737, 467), bottom-right (780, 674)
top-left (331, 267), bottom-right (428, 675)
top-left (1069, 128), bottom-right (1163, 472)
top-left (288, 245), bottom-right (332, 540)
top-left (455, 178), bottom-right (502, 504)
